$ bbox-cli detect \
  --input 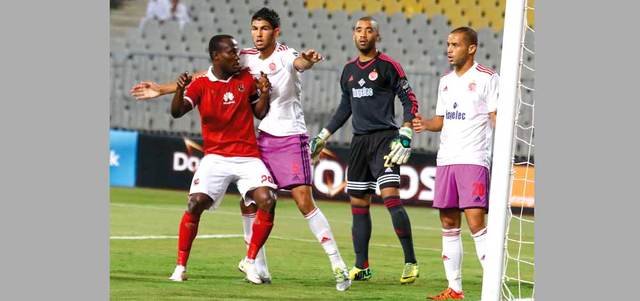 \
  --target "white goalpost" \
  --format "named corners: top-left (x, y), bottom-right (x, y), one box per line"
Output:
top-left (481, 0), bottom-right (535, 300)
